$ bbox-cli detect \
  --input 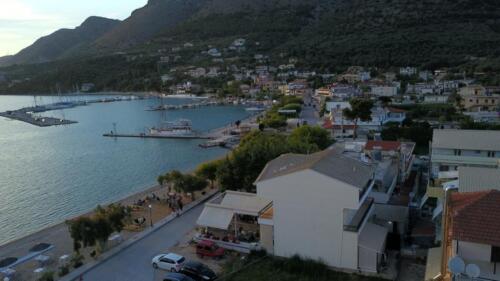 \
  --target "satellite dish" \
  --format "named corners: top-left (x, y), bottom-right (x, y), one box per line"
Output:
top-left (466, 264), bottom-right (481, 278)
top-left (448, 256), bottom-right (465, 275)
